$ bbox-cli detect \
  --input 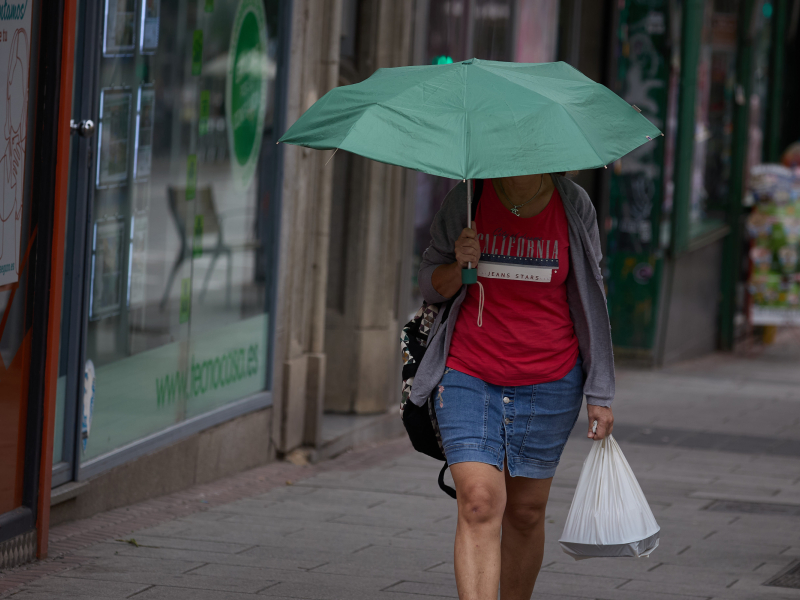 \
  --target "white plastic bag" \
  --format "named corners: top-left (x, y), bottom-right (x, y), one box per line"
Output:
top-left (559, 434), bottom-right (660, 560)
